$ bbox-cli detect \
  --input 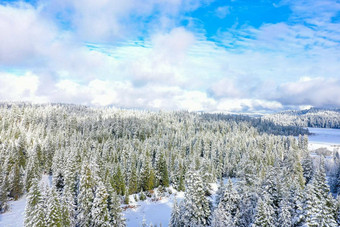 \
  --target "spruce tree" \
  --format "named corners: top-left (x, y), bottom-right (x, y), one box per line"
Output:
top-left (77, 162), bottom-right (95, 226)
top-left (278, 199), bottom-right (292, 227)
top-left (91, 181), bottom-right (111, 227)
top-left (169, 199), bottom-right (181, 227)
top-left (253, 195), bottom-right (276, 227)
top-left (128, 163), bottom-right (138, 195)
top-left (108, 188), bottom-right (126, 227)
top-left (309, 162), bottom-right (338, 226)
top-left (212, 178), bottom-right (240, 226)
top-left (46, 186), bottom-right (63, 227)
top-left (180, 170), bottom-right (211, 227)
top-left (24, 178), bottom-right (46, 227)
